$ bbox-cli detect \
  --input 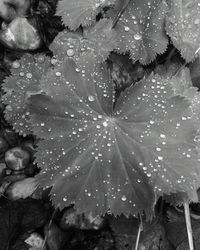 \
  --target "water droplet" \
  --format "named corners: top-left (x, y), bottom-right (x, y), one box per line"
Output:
top-left (124, 26), bottom-right (130, 31)
top-left (51, 58), bottom-right (57, 65)
top-left (160, 134), bottom-right (166, 139)
top-left (134, 34), bottom-right (142, 40)
top-left (12, 61), bottom-right (20, 69)
top-left (121, 195), bottom-right (127, 201)
top-left (67, 48), bottom-right (75, 57)
top-left (26, 73), bottom-right (32, 79)
top-left (37, 54), bottom-right (45, 63)
top-left (87, 193), bottom-right (91, 197)
top-left (88, 95), bottom-right (95, 102)
top-left (103, 121), bottom-right (108, 127)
